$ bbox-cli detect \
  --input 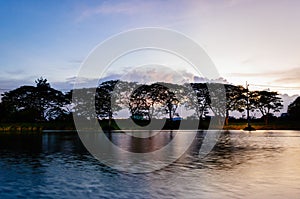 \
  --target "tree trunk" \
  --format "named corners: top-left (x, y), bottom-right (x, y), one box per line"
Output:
top-left (225, 110), bottom-right (229, 125)
top-left (168, 106), bottom-right (173, 130)
top-left (264, 115), bottom-right (268, 125)
top-left (108, 113), bottom-right (112, 131)
top-left (169, 109), bottom-right (172, 121)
